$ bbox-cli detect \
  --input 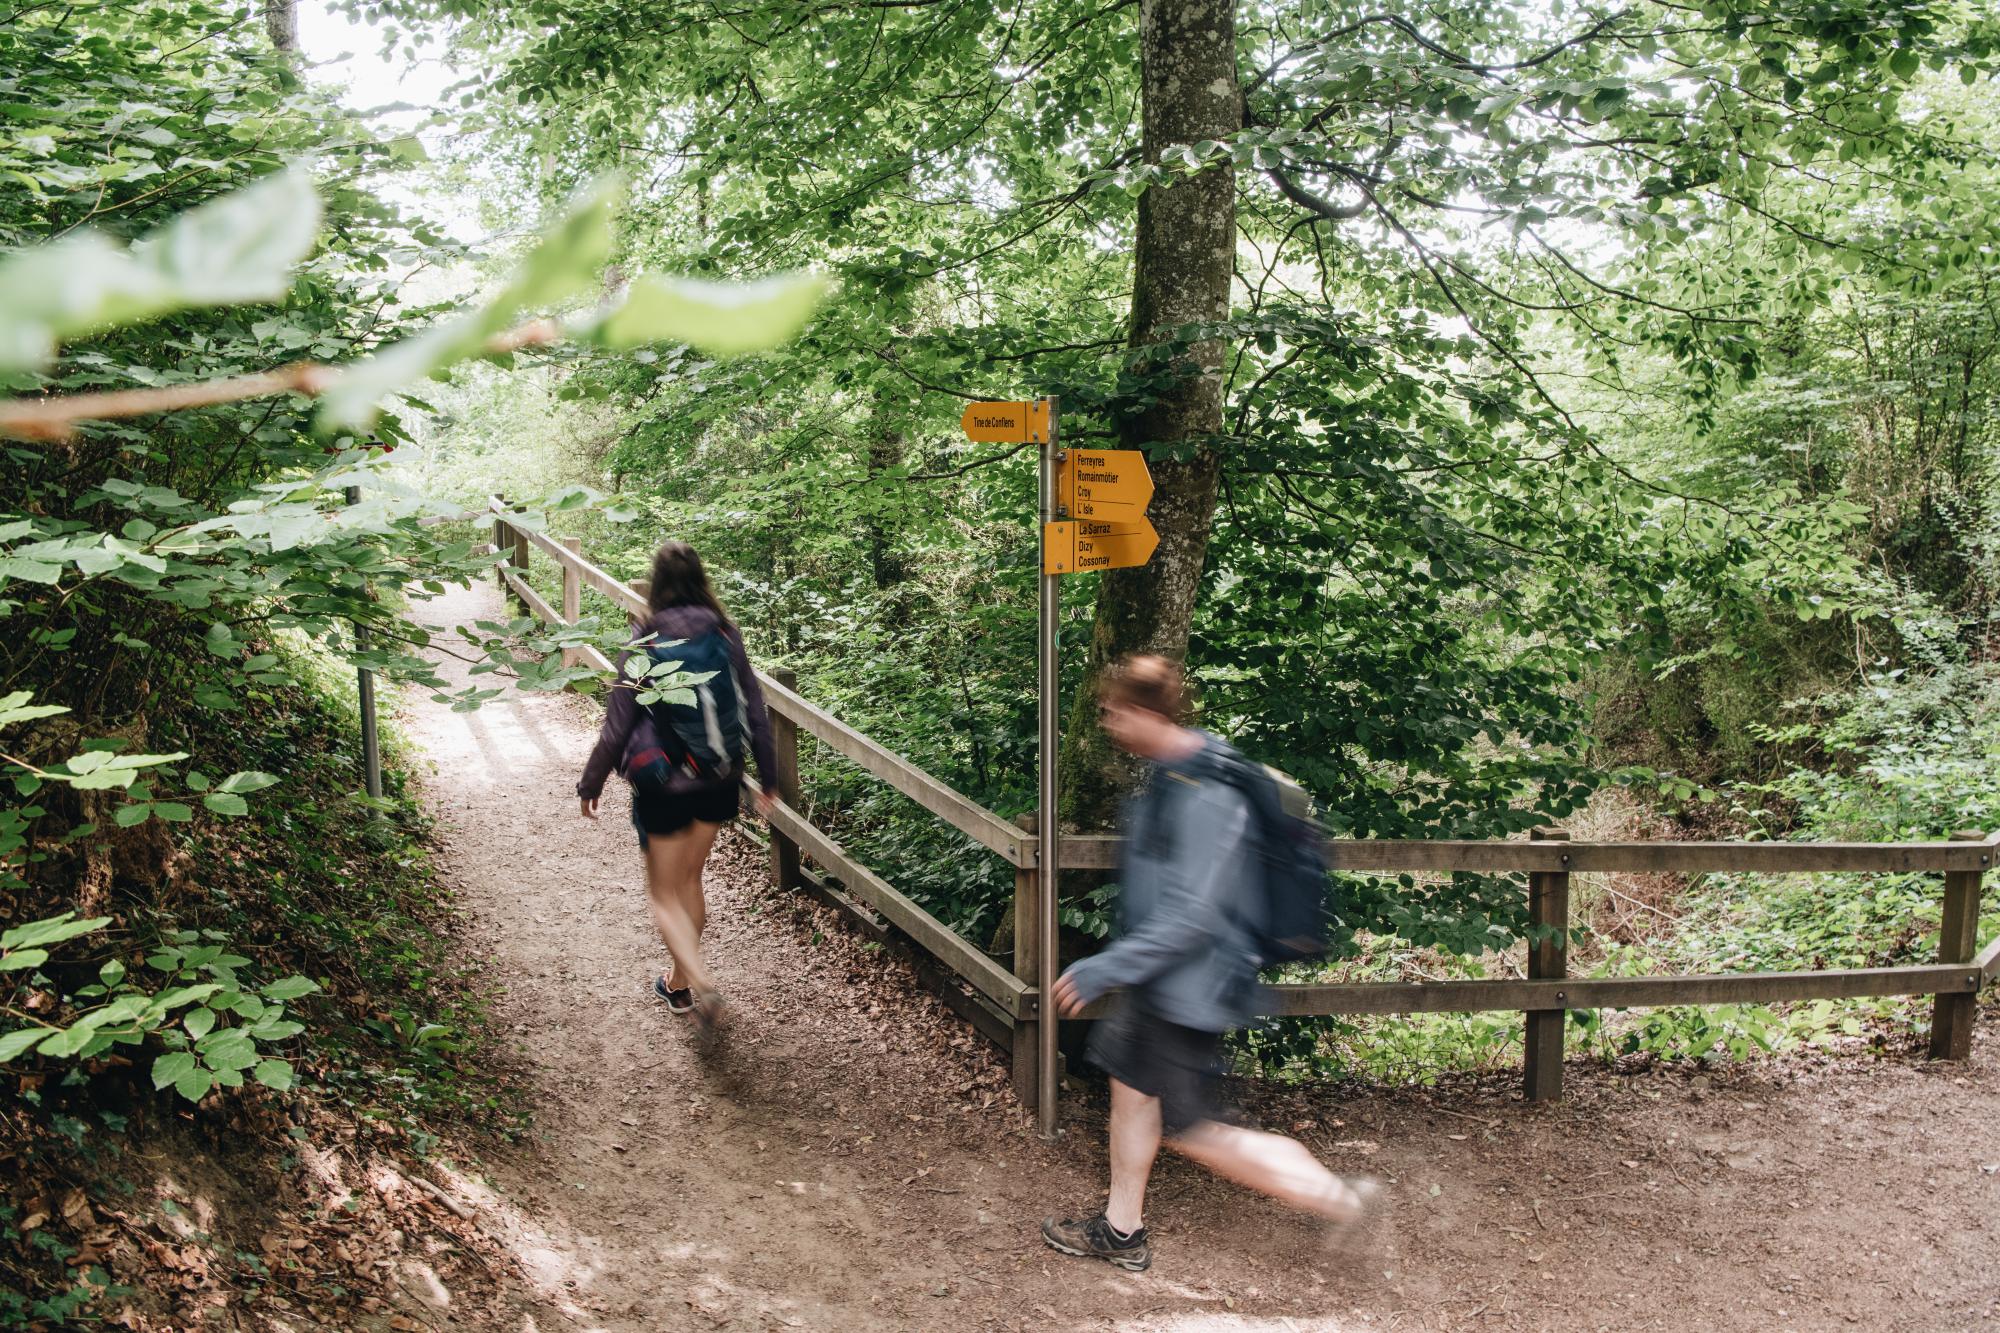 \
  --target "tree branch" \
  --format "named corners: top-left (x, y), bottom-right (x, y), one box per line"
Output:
top-left (0, 319), bottom-right (563, 443)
